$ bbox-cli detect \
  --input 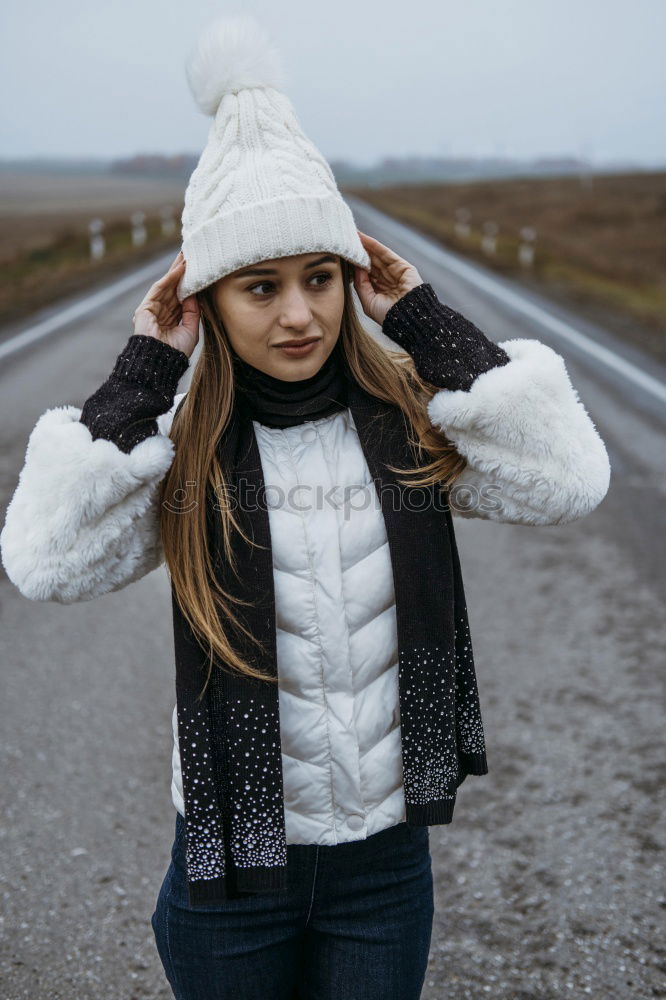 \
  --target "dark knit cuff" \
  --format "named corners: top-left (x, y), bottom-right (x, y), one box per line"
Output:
top-left (80, 335), bottom-right (189, 454)
top-left (110, 334), bottom-right (190, 395)
top-left (382, 282), bottom-right (511, 392)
